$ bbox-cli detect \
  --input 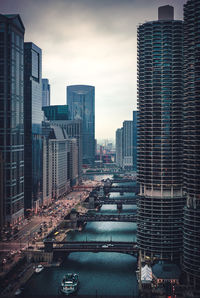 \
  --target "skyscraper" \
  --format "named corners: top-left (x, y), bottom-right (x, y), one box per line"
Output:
top-left (50, 120), bottom-right (82, 182)
top-left (137, 6), bottom-right (185, 261)
top-left (67, 85), bottom-right (95, 166)
top-left (132, 111), bottom-right (137, 172)
top-left (42, 78), bottom-right (50, 107)
top-left (115, 128), bottom-right (123, 168)
top-left (183, 0), bottom-right (200, 289)
top-left (43, 105), bottom-right (82, 182)
top-left (24, 42), bottom-right (43, 210)
top-left (48, 125), bottom-right (70, 199)
top-left (0, 14), bottom-right (25, 226)
top-left (122, 121), bottom-right (133, 170)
